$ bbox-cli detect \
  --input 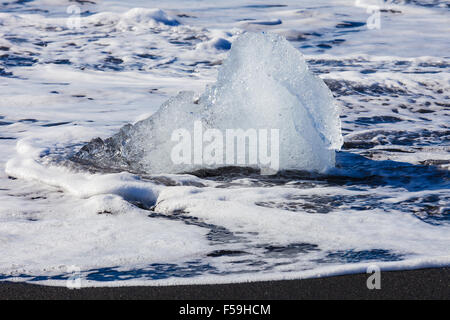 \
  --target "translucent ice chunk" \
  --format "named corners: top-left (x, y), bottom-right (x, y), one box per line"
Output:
top-left (73, 32), bottom-right (343, 174)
